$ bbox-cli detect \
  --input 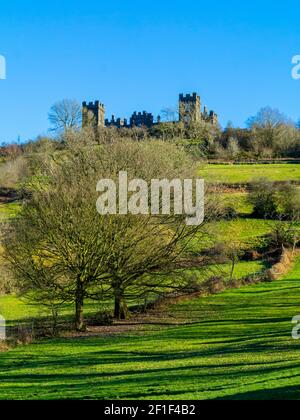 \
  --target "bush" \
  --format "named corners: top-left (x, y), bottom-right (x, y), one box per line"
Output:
top-left (222, 206), bottom-right (238, 220)
top-left (266, 224), bottom-right (299, 251)
top-left (15, 325), bottom-right (34, 345)
top-left (248, 179), bottom-right (300, 221)
top-left (0, 156), bottom-right (28, 190)
top-left (88, 310), bottom-right (114, 327)
top-left (203, 277), bottom-right (225, 294)
top-left (248, 179), bottom-right (278, 219)
top-left (276, 183), bottom-right (300, 221)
